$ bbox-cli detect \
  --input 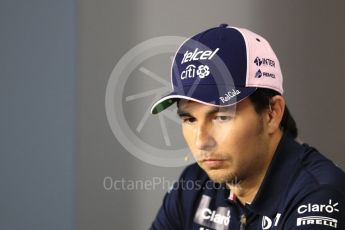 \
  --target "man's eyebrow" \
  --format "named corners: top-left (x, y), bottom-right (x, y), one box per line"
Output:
top-left (177, 107), bottom-right (232, 117)
top-left (206, 107), bottom-right (224, 116)
top-left (177, 109), bottom-right (192, 117)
